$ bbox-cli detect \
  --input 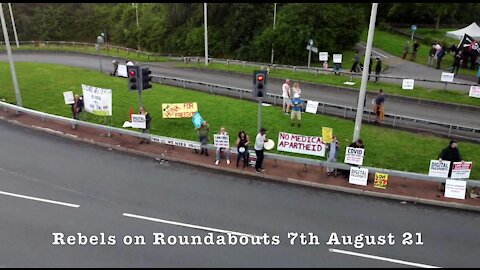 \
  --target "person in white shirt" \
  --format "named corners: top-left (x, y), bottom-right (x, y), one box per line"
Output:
top-left (215, 126), bottom-right (231, 165)
top-left (292, 82), bottom-right (302, 96)
top-left (282, 79), bottom-right (292, 115)
top-left (254, 128), bottom-right (268, 173)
